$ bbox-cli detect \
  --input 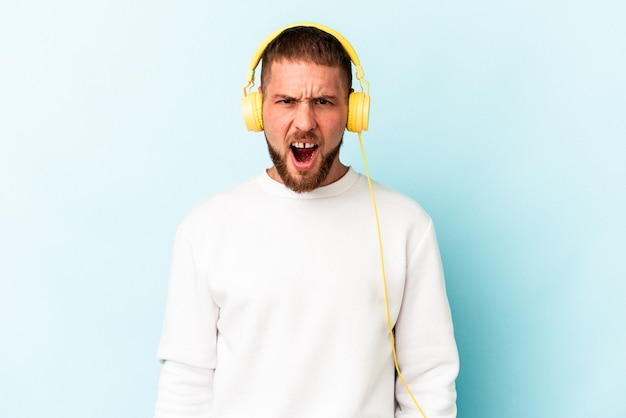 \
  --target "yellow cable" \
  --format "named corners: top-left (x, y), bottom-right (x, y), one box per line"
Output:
top-left (358, 132), bottom-right (427, 418)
